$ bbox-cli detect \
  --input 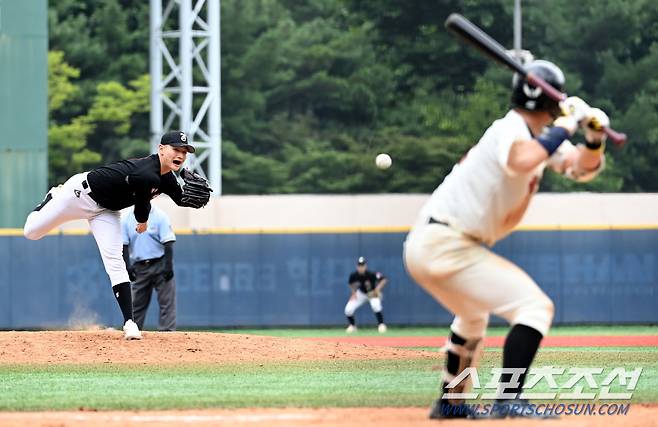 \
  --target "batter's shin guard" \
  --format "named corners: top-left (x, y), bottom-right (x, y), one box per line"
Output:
top-left (441, 332), bottom-right (483, 405)
top-left (112, 282), bottom-right (134, 323)
top-left (500, 324), bottom-right (543, 399)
